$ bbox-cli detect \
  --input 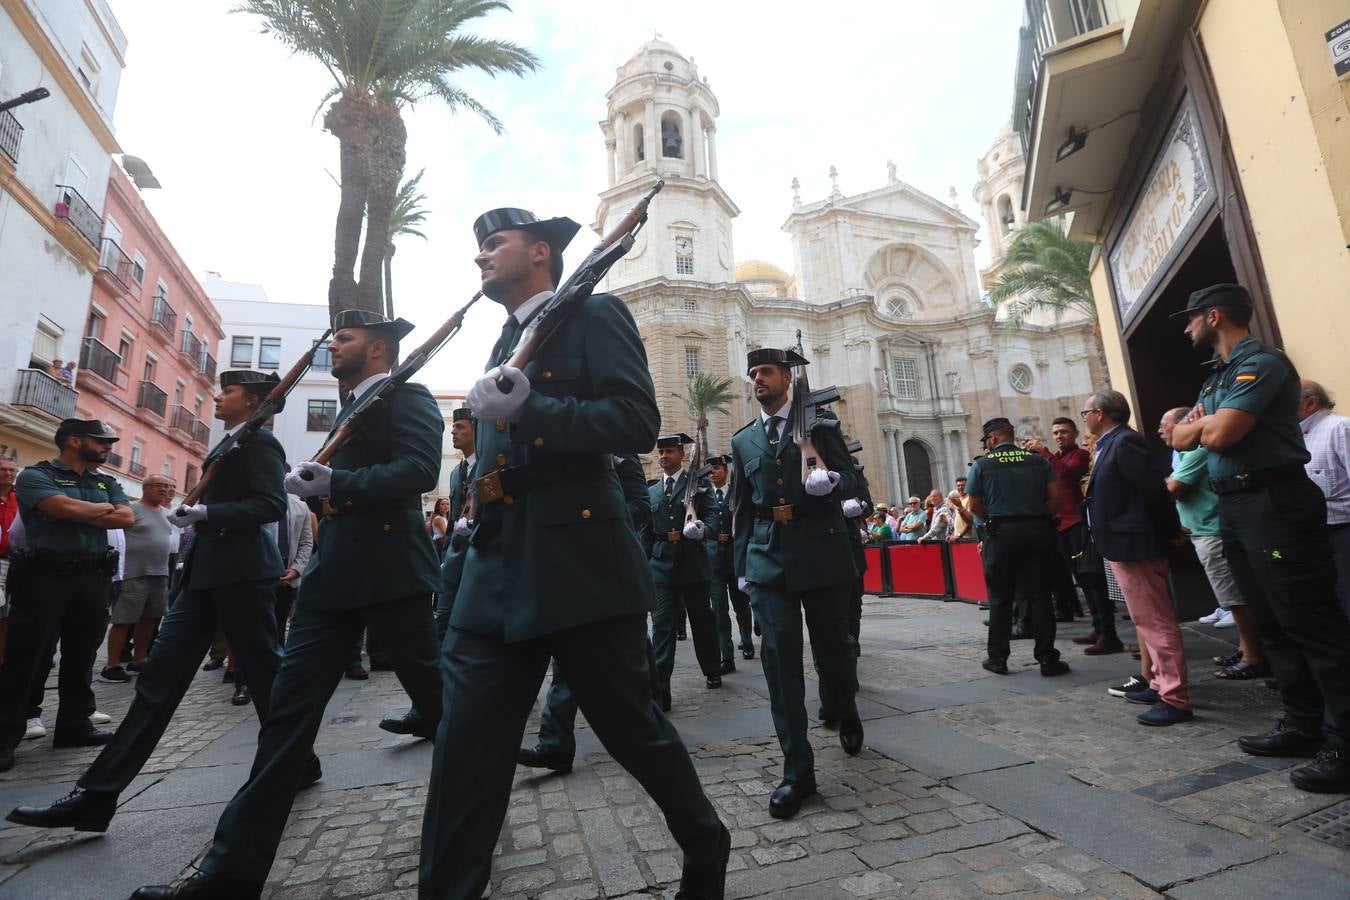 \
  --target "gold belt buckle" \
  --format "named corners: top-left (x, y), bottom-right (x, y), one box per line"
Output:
top-left (475, 471), bottom-right (504, 504)
top-left (772, 505), bottom-right (794, 523)
top-left (666, 529), bottom-right (681, 542)
top-left (717, 533), bottom-right (731, 543)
